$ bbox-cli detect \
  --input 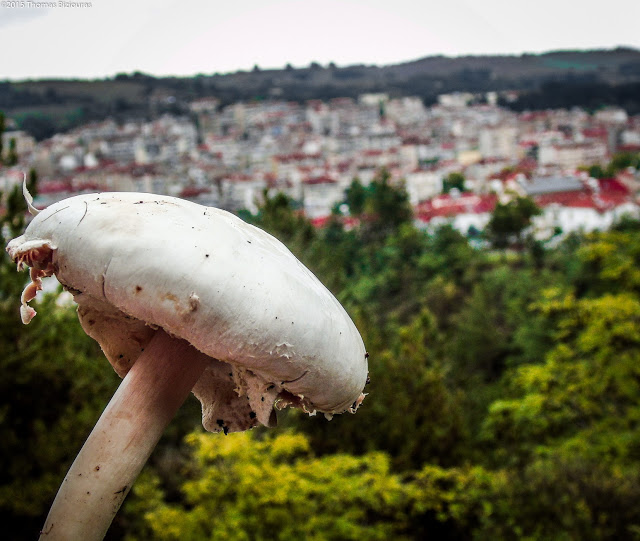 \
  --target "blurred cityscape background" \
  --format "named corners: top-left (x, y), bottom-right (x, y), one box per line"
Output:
top-left (2, 47), bottom-right (640, 236)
